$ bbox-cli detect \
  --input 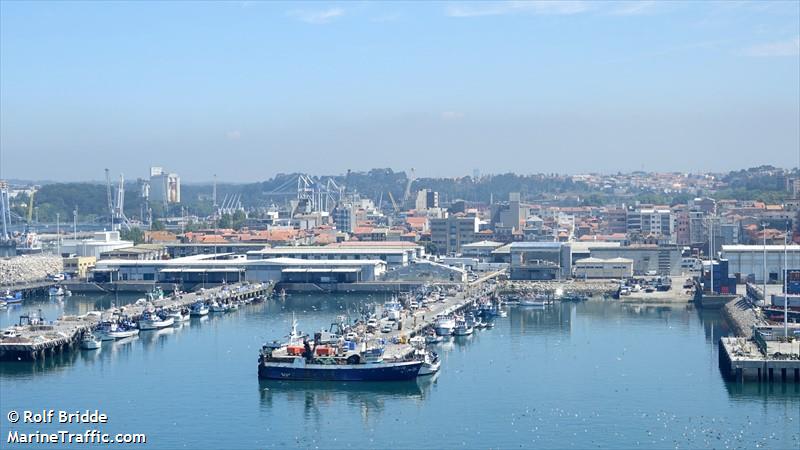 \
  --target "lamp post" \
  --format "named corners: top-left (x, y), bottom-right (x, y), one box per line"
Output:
top-left (784, 230), bottom-right (788, 338)
top-left (762, 222), bottom-right (768, 305)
